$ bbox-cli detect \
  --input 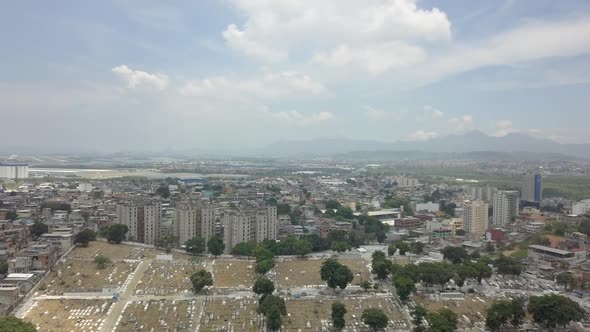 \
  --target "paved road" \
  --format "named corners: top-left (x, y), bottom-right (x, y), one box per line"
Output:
top-left (100, 258), bottom-right (152, 332)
